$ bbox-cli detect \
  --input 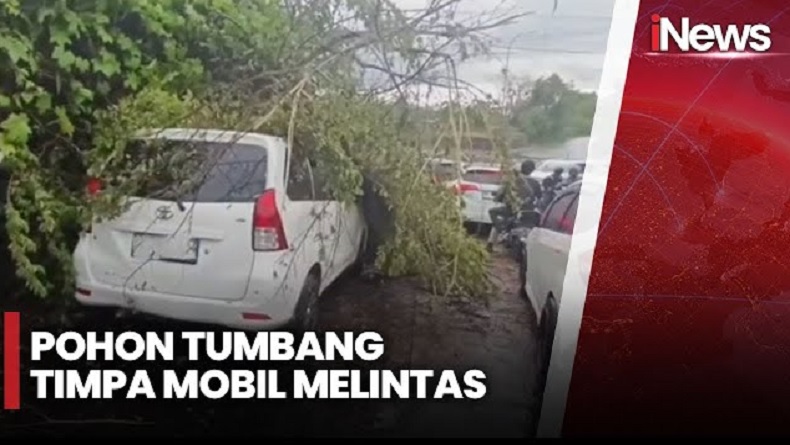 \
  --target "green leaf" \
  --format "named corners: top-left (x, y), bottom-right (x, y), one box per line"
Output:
top-left (54, 106), bottom-right (75, 136)
top-left (75, 87), bottom-right (94, 106)
top-left (95, 50), bottom-right (121, 77)
top-left (0, 113), bottom-right (31, 144)
top-left (52, 45), bottom-right (76, 68)
top-left (125, 73), bottom-right (141, 90)
top-left (35, 92), bottom-right (53, 113)
top-left (49, 27), bottom-right (71, 47)
top-left (74, 56), bottom-right (91, 72)
top-left (0, 34), bottom-right (32, 64)
top-left (19, 91), bottom-right (35, 104)
top-left (3, 0), bottom-right (21, 15)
